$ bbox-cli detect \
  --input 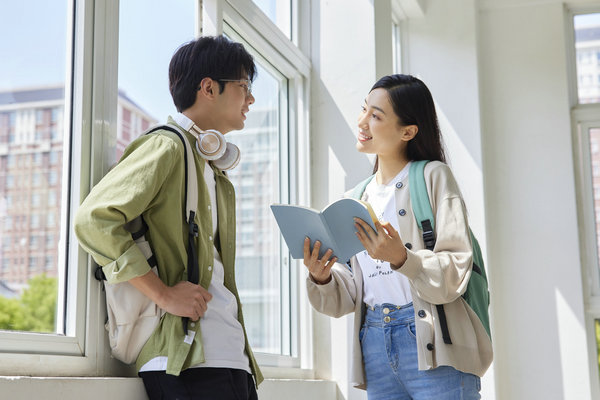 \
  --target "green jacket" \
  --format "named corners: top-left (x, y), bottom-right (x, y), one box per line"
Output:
top-left (74, 118), bottom-right (263, 383)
